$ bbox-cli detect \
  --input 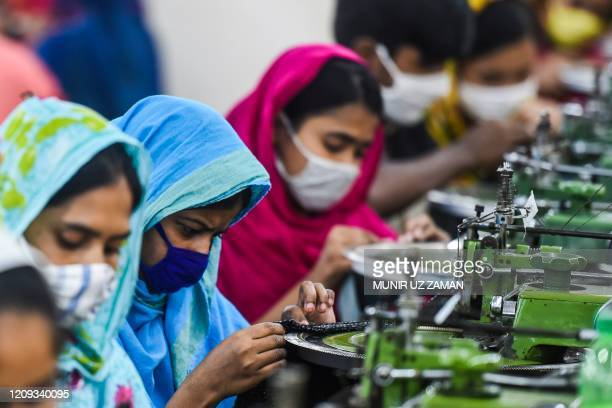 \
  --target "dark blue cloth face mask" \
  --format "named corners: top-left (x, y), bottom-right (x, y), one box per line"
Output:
top-left (141, 224), bottom-right (210, 294)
